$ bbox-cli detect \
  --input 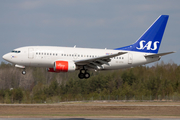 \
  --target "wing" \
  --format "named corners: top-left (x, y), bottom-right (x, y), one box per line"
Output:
top-left (74, 52), bottom-right (127, 69)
